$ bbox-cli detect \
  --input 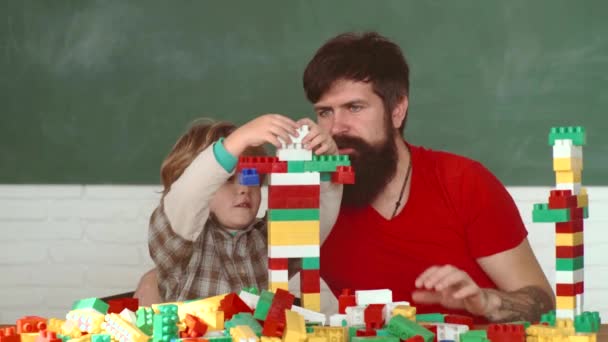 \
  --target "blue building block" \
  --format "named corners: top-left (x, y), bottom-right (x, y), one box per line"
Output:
top-left (239, 168), bottom-right (260, 186)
